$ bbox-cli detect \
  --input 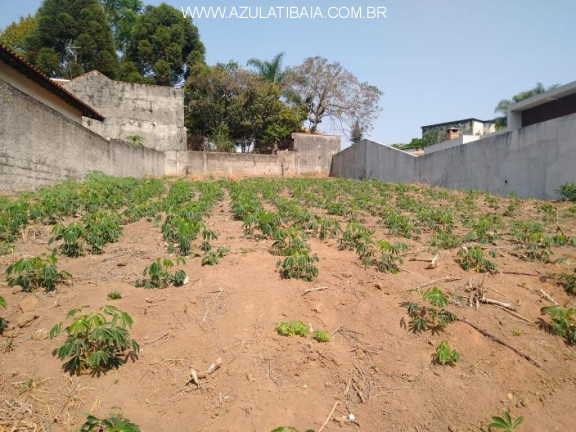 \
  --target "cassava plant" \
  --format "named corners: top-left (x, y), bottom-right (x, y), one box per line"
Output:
top-left (79, 413), bottom-right (142, 432)
top-left (456, 246), bottom-right (497, 273)
top-left (6, 254), bottom-right (71, 292)
top-left (50, 305), bottom-right (139, 375)
top-left (0, 296), bottom-right (7, 334)
top-left (135, 257), bottom-right (187, 289)
top-left (488, 411), bottom-right (524, 431)
top-left (433, 341), bottom-right (461, 366)
top-left (49, 222), bottom-right (87, 257)
top-left (540, 305), bottom-right (576, 344)
top-left (277, 249), bottom-right (319, 281)
top-left (406, 287), bottom-right (457, 333)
